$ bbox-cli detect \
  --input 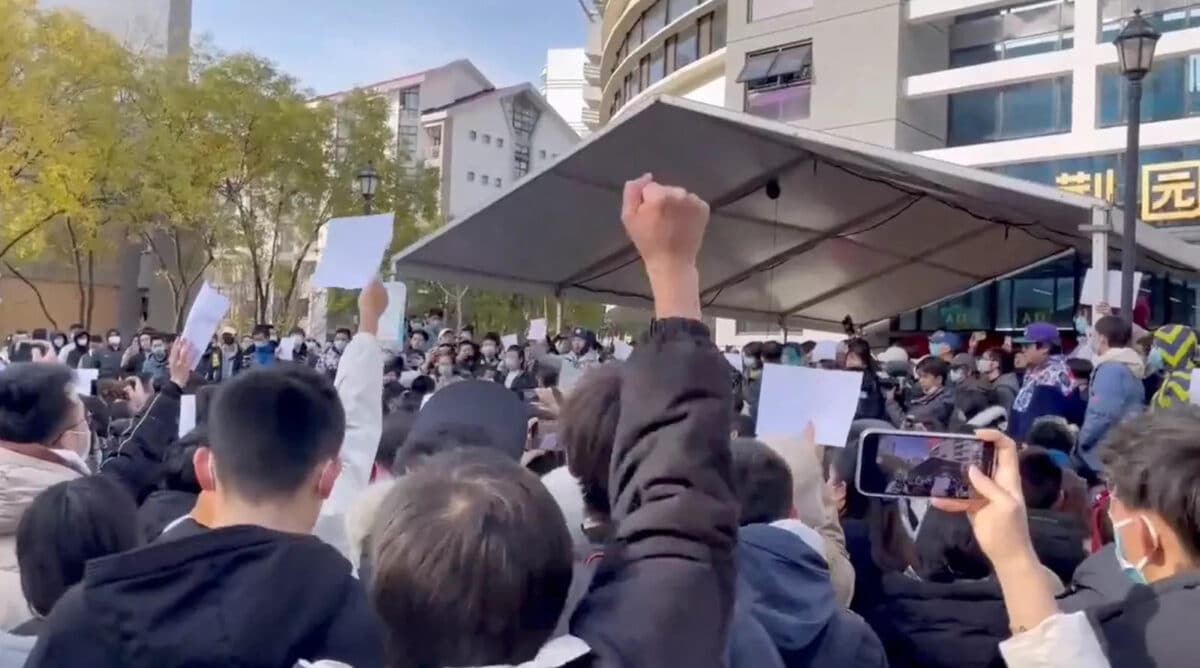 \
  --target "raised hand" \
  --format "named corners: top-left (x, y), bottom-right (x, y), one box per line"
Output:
top-left (620, 174), bottom-right (709, 320)
top-left (358, 276), bottom-right (389, 336)
top-left (168, 338), bottom-right (195, 388)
